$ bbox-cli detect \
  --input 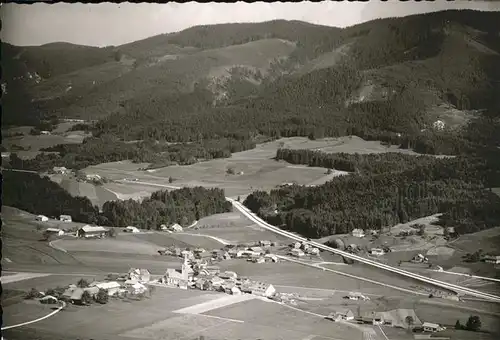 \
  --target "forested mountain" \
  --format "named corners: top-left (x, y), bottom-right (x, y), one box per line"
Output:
top-left (3, 10), bottom-right (500, 172)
